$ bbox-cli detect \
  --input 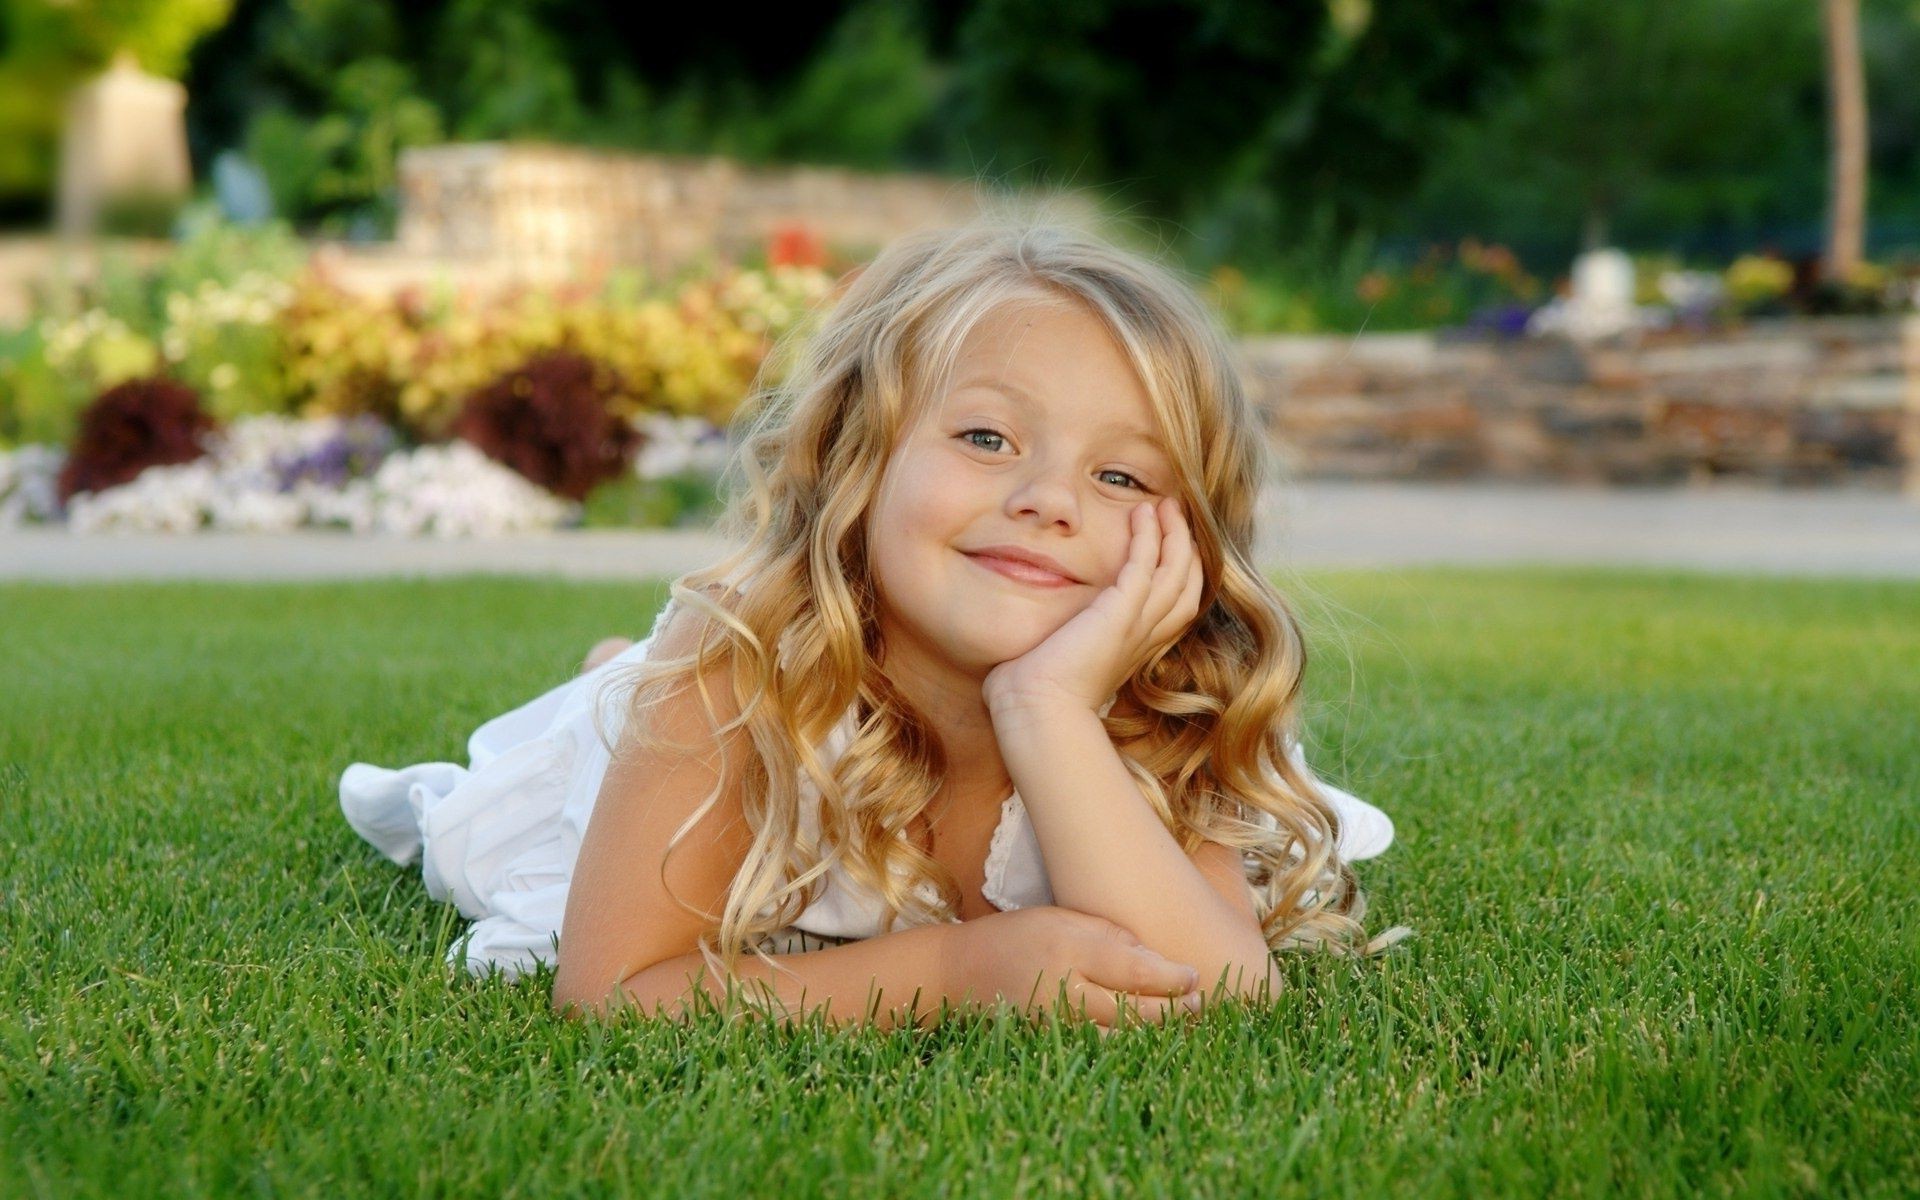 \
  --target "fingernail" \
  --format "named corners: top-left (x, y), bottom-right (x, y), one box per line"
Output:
top-left (1183, 992), bottom-right (1203, 1013)
top-left (1185, 969), bottom-right (1199, 989)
